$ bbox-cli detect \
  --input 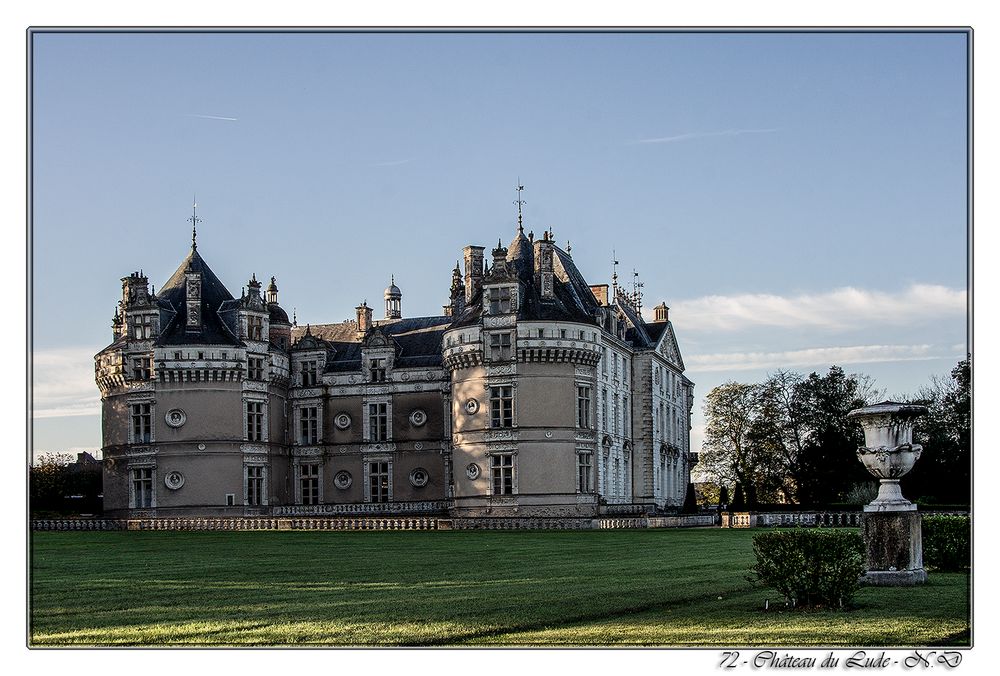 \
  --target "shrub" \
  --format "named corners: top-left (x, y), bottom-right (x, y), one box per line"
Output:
top-left (750, 529), bottom-right (865, 608)
top-left (922, 515), bottom-right (970, 571)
